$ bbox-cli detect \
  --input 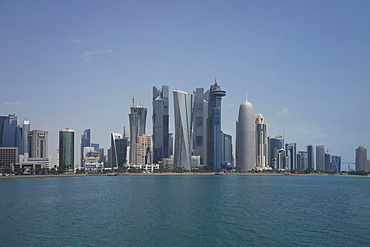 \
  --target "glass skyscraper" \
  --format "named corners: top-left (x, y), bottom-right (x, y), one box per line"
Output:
top-left (268, 135), bottom-right (284, 169)
top-left (152, 85), bottom-right (169, 164)
top-left (193, 88), bottom-right (208, 166)
top-left (207, 82), bottom-right (226, 171)
top-left (286, 142), bottom-right (297, 170)
top-left (307, 144), bottom-right (315, 170)
top-left (316, 145), bottom-right (325, 171)
top-left (59, 128), bottom-right (75, 171)
top-left (81, 129), bottom-right (91, 167)
top-left (173, 90), bottom-right (195, 171)
top-left (111, 133), bottom-right (128, 168)
top-left (129, 98), bottom-right (147, 165)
